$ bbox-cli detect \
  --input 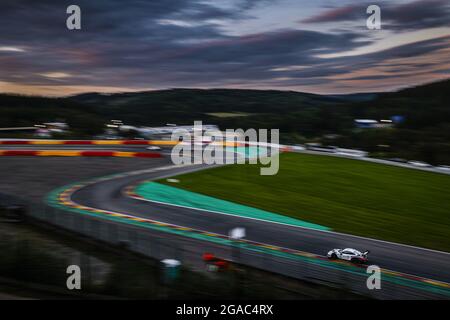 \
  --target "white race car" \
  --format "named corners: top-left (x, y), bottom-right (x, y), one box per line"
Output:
top-left (146, 146), bottom-right (162, 151)
top-left (327, 248), bottom-right (369, 264)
